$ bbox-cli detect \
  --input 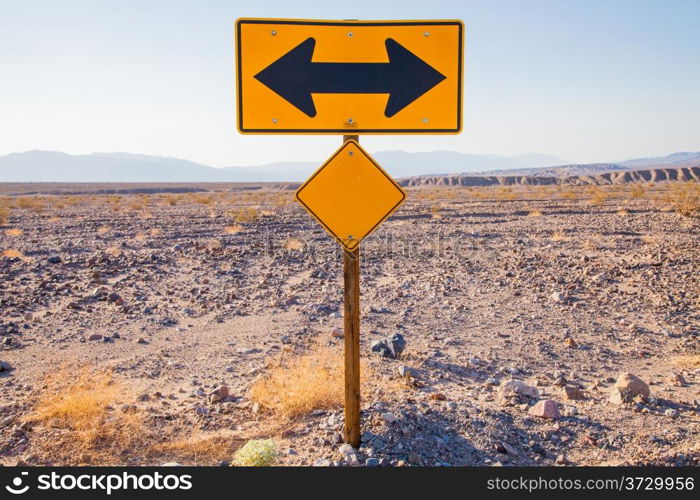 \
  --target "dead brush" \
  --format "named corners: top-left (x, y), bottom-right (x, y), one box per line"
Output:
top-left (250, 343), bottom-right (370, 420)
top-left (2, 248), bottom-right (24, 259)
top-left (527, 209), bottom-right (543, 217)
top-left (587, 187), bottom-right (607, 205)
top-left (149, 431), bottom-right (243, 464)
top-left (629, 185), bottom-right (645, 199)
top-left (664, 182), bottom-right (700, 216)
top-left (29, 367), bottom-right (147, 464)
top-left (229, 207), bottom-right (259, 224)
top-left (17, 196), bottom-right (45, 212)
top-left (550, 231), bottom-right (569, 242)
top-left (5, 228), bottom-right (22, 237)
top-left (0, 205), bottom-right (10, 226)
